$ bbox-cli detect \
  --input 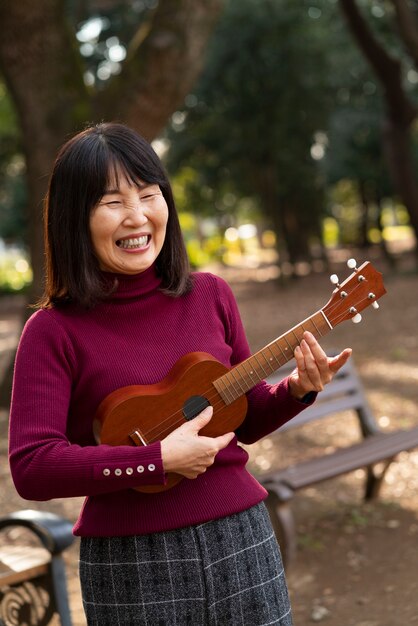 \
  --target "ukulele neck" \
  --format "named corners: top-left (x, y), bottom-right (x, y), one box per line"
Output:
top-left (213, 309), bottom-right (332, 405)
